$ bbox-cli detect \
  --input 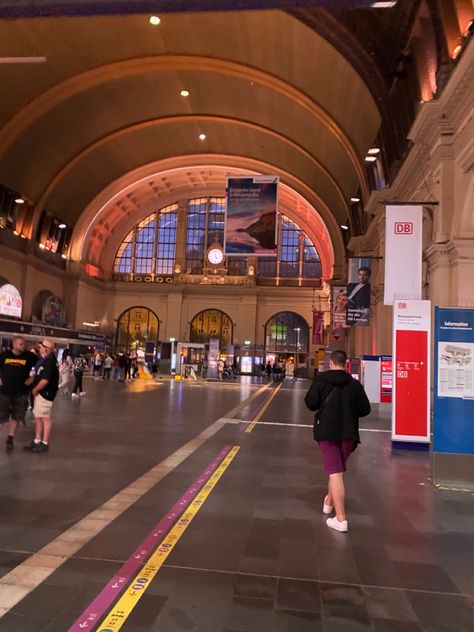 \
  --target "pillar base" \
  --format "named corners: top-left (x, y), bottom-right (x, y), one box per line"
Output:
top-left (392, 441), bottom-right (430, 452)
top-left (433, 453), bottom-right (474, 491)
